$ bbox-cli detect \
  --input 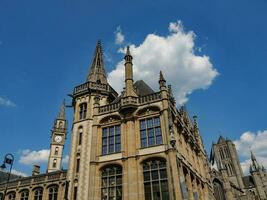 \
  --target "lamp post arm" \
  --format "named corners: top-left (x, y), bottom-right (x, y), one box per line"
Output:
top-left (2, 153), bottom-right (14, 199)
